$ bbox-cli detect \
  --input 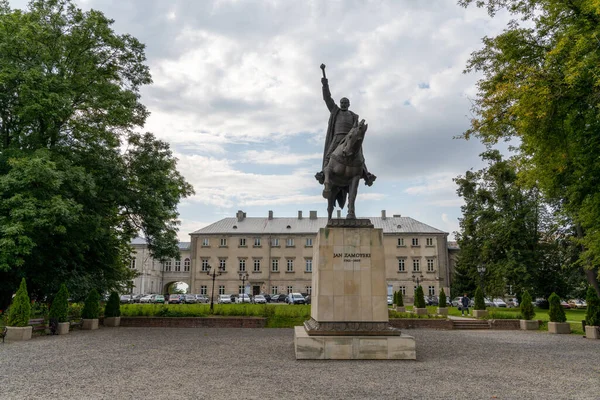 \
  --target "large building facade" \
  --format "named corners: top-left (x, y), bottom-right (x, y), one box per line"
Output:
top-left (129, 210), bottom-right (456, 303)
